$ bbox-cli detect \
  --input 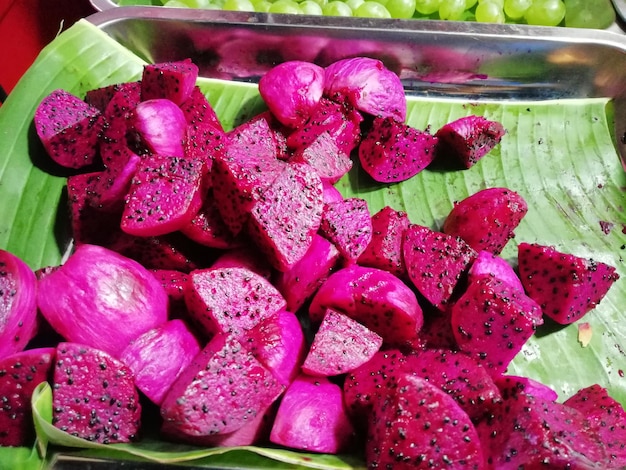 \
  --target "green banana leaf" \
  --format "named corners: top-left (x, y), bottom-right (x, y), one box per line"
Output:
top-left (0, 18), bottom-right (625, 469)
